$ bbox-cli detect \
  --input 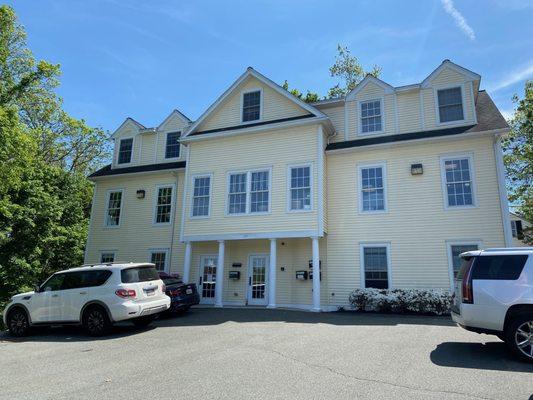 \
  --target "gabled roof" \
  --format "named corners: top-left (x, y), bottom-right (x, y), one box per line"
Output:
top-left (345, 75), bottom-right (395, 100)
top-left (111, 117), bottom-right (145, 138)
top-left (421, 59), bottom-right (480, 88)
top-left (184, 67), bottom-right (327, 137)
top-left (158, 109), bottom-right (192, 130)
